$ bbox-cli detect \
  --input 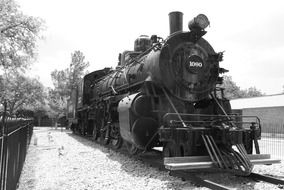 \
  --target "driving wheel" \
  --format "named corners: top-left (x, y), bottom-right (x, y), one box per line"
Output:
top-left (125, 142), bottom-right (141, 155)
top-left (99, 125), bottom-right (110, 145)
top-left (109, 123), bottom-right (123, 149)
